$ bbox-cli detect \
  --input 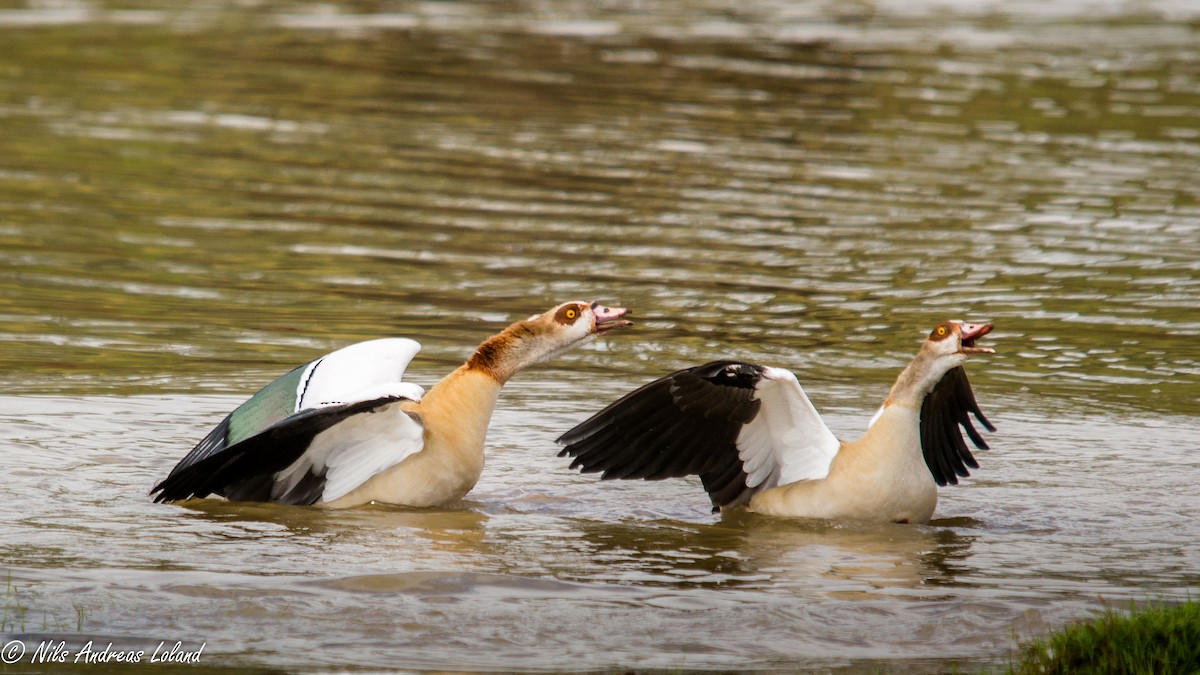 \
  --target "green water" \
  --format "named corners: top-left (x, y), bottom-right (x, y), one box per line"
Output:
top-left (0, 1), bottom-right (1197, 672)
